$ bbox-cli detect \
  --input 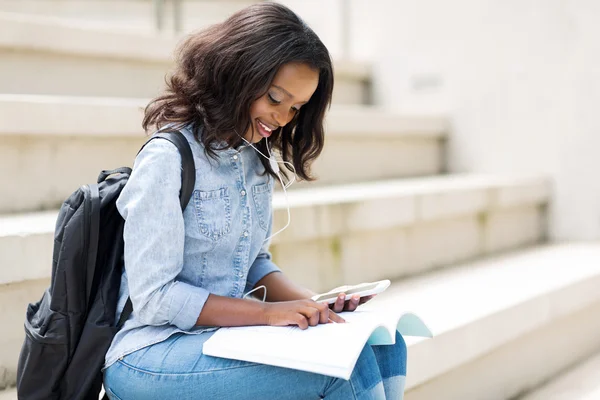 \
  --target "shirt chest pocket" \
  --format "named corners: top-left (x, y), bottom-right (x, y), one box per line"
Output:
top-left (252, 182), bottom-right (272, 232)
top-left (193, 187), bottom-right (232, 241)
